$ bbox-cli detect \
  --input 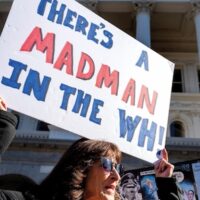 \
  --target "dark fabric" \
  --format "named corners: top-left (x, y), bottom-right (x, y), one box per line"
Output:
top-left (0, 190), bottom-right (25, 200)
top-left (156, 177), bottom-right (182, 200)
top-left (0, 112), bottom-right (39, 200)
top-left (0, 174), bottom-right (38, 195)
top-left (0, 110), bottom-right (17, 155)
top-left (0, 174), bottom-right (40, 200)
